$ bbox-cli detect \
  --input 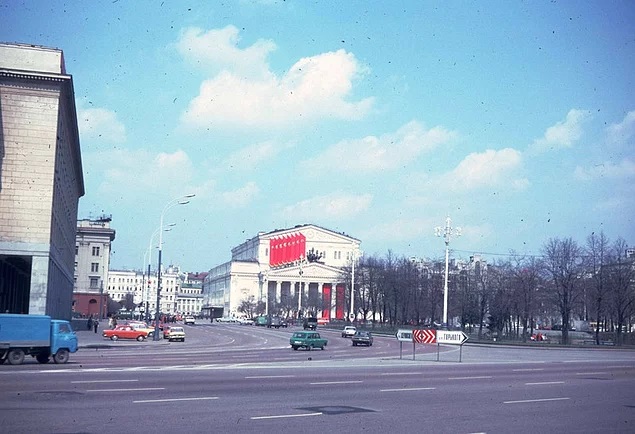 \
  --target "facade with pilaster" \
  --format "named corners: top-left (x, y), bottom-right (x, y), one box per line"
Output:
top-left (202, 224), bottom-right (361, 321)
top-left (0, 43), bottom-right (84, 319)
